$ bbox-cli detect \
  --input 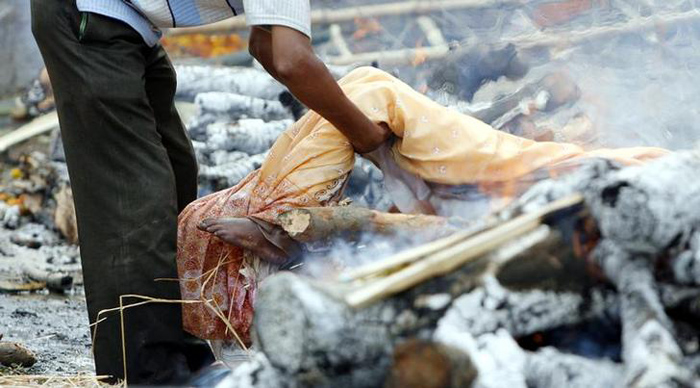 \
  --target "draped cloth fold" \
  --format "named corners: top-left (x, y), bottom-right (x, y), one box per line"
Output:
top-left (176, 67), bottom-right (669, 343)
